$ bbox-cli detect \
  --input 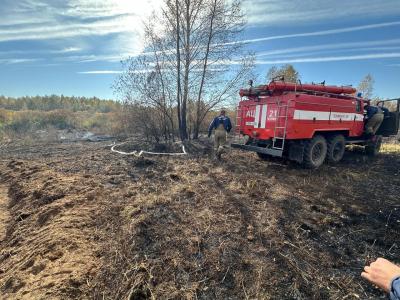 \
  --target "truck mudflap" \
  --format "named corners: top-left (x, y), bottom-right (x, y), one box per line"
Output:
top-left (288, 143), bottom-right (304, 163)
top-left (231, 143), bottom-right (283, 157)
